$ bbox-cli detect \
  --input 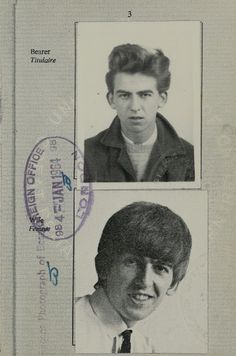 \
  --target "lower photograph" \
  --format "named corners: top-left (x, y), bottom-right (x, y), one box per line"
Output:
top-left (74, 190), bottom-right (207, 354)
